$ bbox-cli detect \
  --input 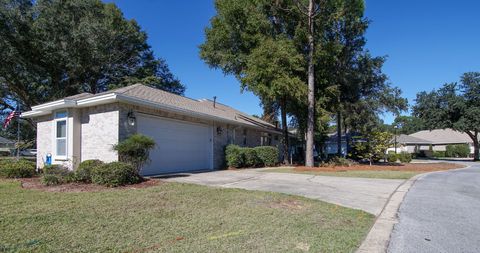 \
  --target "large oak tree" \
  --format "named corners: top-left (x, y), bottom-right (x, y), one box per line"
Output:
top-left (0, 0), bottom-right (184, 113)
top-left (0, 0), bottom-right (184, 144)
top-left (413, 72), bottom-right (480, 161)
